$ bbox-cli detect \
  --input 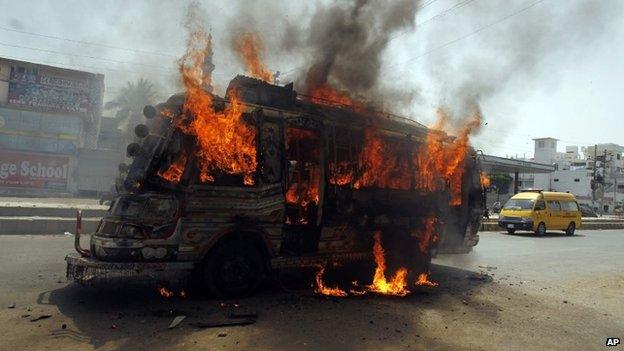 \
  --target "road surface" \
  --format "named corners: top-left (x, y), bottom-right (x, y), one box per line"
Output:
top-left (0, 230), bottom-right (622, 351)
